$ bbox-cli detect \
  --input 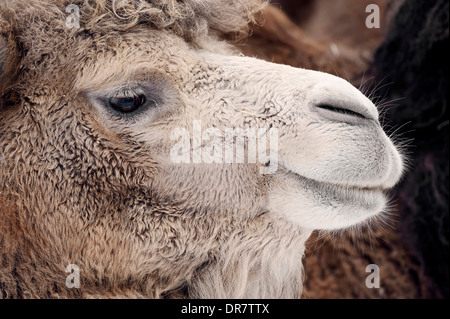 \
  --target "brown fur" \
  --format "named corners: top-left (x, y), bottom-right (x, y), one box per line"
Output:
top-left (0, 0), bottom-right (314, 299)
